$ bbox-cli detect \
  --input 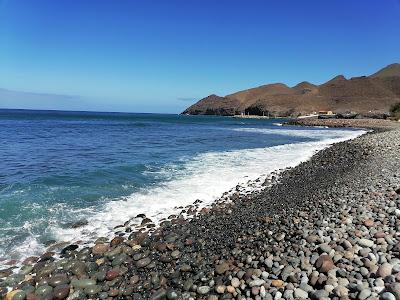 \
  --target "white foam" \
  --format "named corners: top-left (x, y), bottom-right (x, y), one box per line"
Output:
top-left (51, 128), bottom-right (366, 240)
top-left (233, 127), bottom-right (361, 140)
top-left (0, 127), bottom-right (366, 267)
